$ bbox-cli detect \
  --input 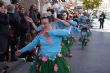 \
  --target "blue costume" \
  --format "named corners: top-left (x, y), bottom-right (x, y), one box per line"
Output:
top-left (20, 29), bottom-right (71, 60)
top-left (50, 20), bottom-right (79, 56)
top-left (68, 20), bottom-right (80, 35)
top-left (37, 21), bottom-right (80, 34)
top-left (36, 21), bottom-right (79, 57)
top-left (20, 29), bottom-right (71, 73)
